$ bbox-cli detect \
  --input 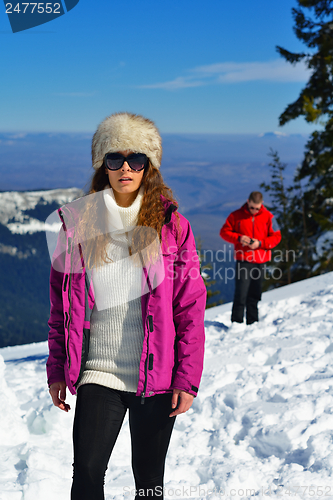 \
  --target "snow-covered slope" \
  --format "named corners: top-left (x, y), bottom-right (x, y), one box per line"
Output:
top-left (0, 188), bottom-right (82, 233)
top-left (1, 273), bottom-right (333, 499)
